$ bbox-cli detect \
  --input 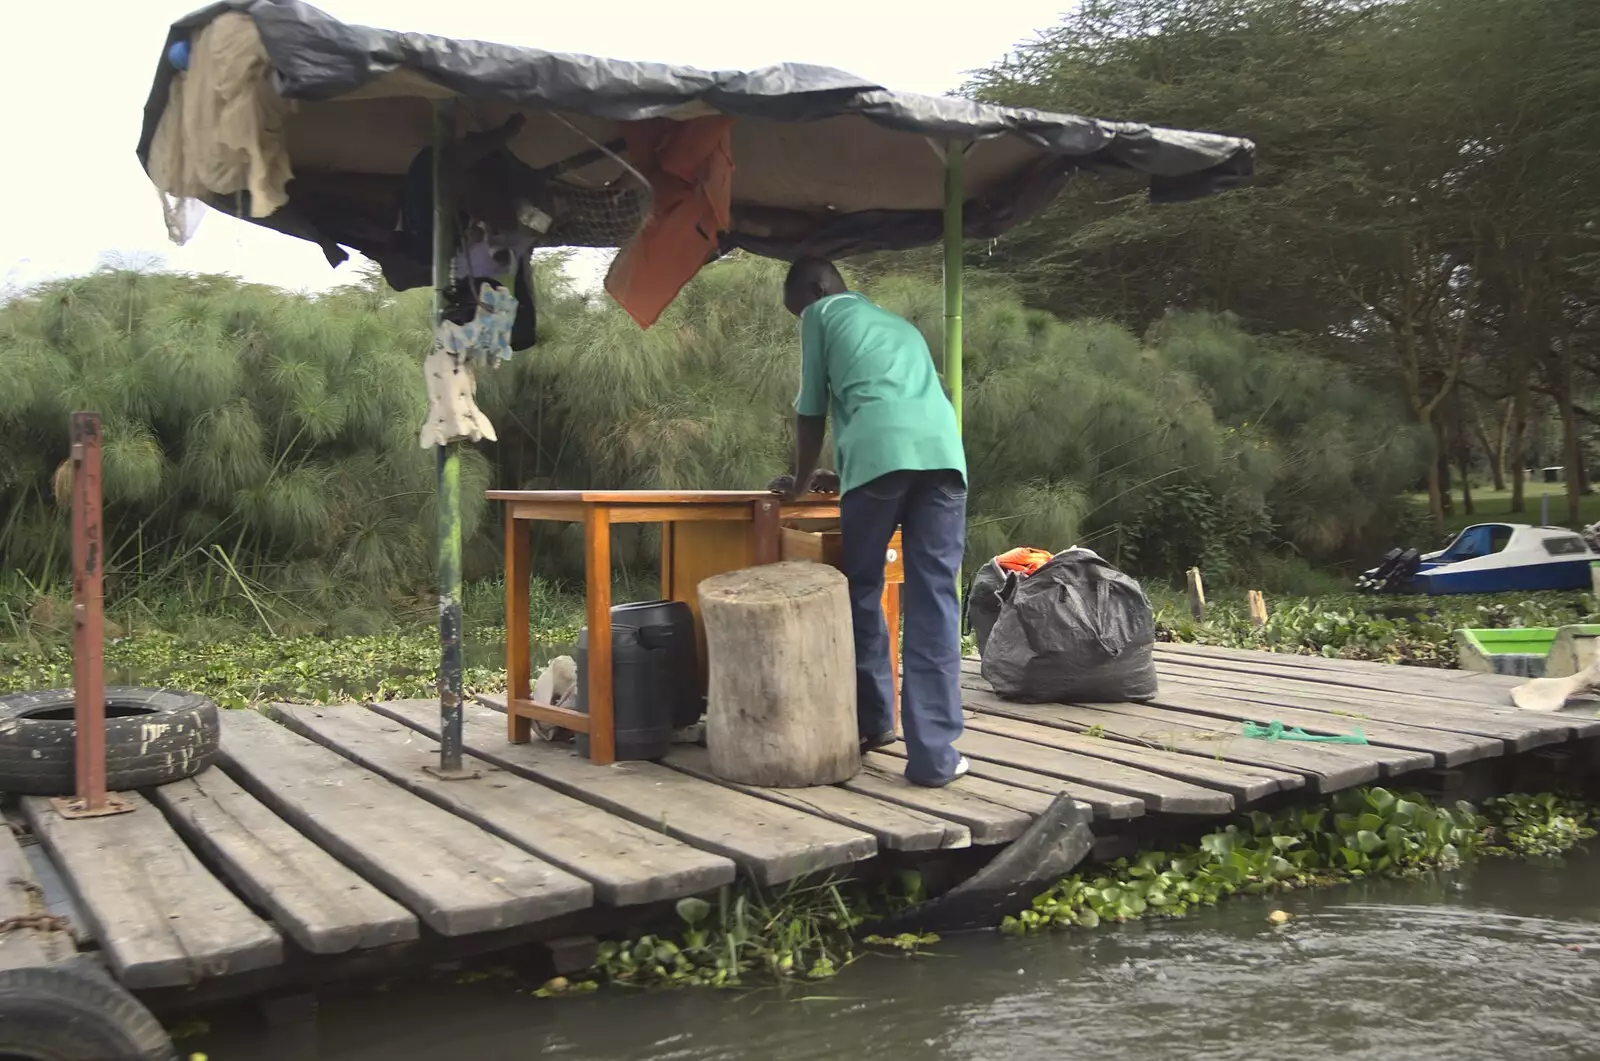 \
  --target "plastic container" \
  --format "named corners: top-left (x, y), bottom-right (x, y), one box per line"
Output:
top-left (575, 600), bottom-right (699, 761)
